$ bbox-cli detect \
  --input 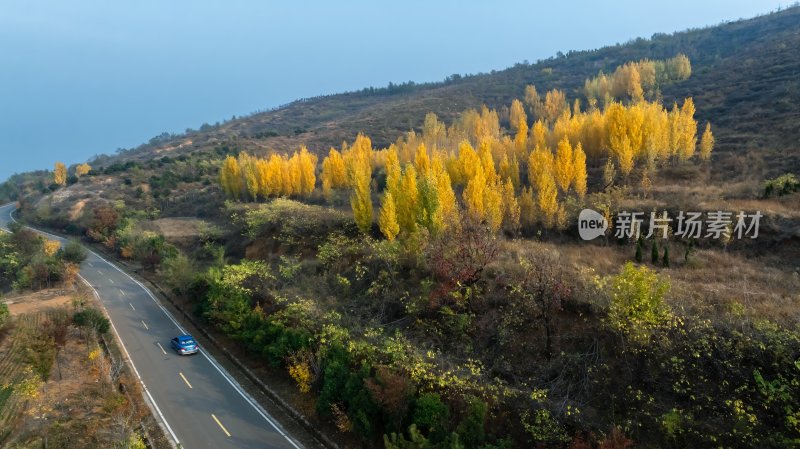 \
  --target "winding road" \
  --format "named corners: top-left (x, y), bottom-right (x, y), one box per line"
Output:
top-left (0, 203), bottom-right (304, 449)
